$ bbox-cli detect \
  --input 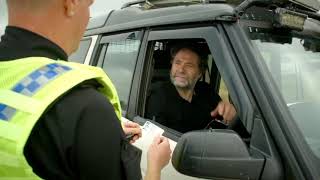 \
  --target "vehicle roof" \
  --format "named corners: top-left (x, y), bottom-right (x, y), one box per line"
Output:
top-left (84, 3), bottom-right (235, 36)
